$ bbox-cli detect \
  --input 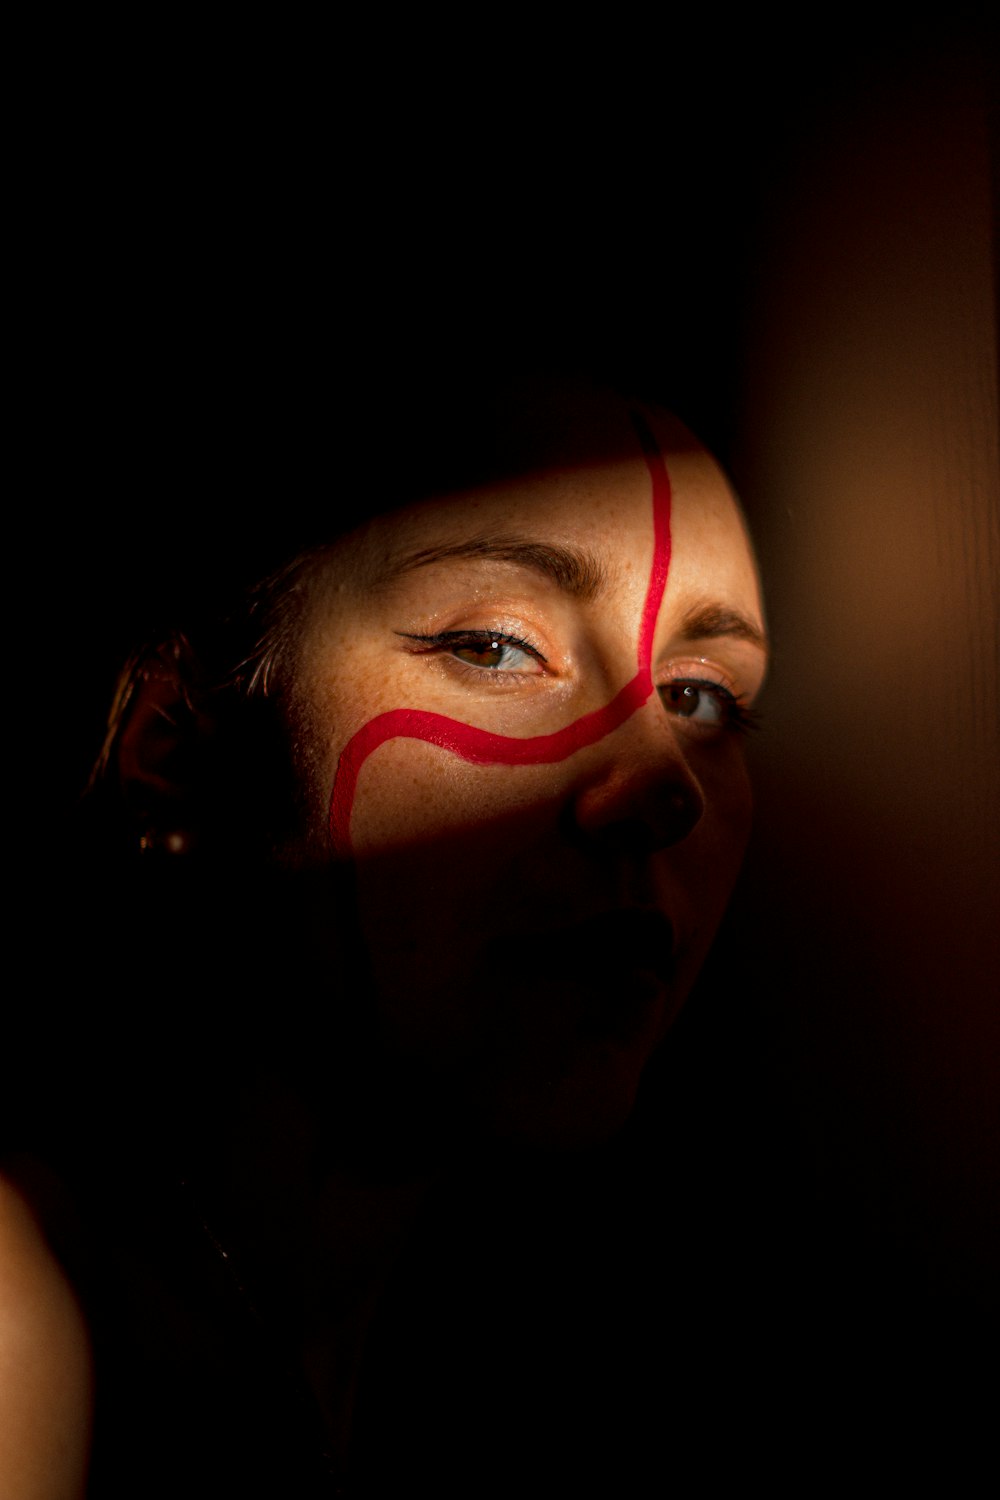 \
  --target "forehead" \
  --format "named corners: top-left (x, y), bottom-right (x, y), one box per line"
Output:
top-left (347, 401), bottom-right (762, 624)
top-left (647, 410), bottom-right (765, 625)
